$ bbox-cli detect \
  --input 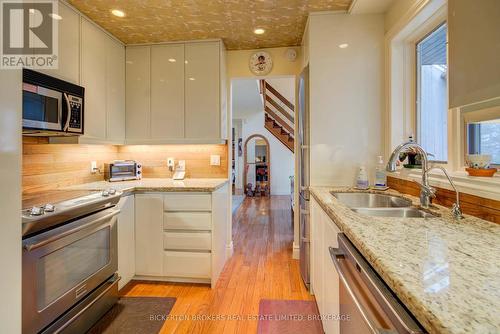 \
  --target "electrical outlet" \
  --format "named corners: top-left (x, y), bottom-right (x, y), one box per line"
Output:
top-left (178, 160), bottom-right (186, 170)
top-left (90, 161), bottom-right (97, 173)
top-left (167, 157), bottom-right (175, 171)
top-left (210, 155), bottom-right (221, 166)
